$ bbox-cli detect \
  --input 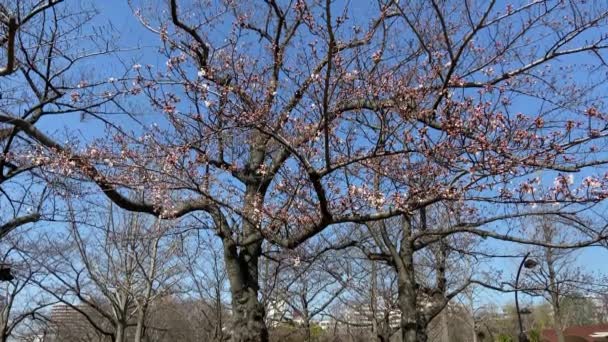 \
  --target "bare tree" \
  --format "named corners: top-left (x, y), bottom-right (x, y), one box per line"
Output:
top-left (0, 229), bottom-right (55, 342)
top-left (523, 215), bottom-right (608, 342)
top-left (25, 205), bottom-right (181, 342)
top-left (178, 230), bottom-right (230, 342)
top-left (276, 241), bottom-right (351, 342)
top-left (360, 207), bottom-right (482, 341)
